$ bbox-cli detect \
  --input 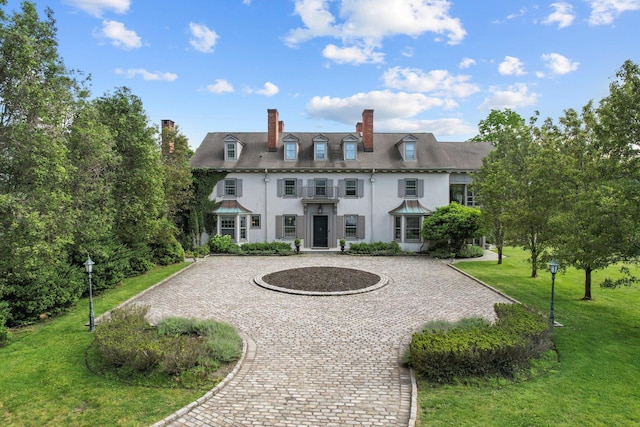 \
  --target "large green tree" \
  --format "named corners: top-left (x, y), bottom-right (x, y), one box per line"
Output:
top-left (94, 87), bottom-right (165, 247)
top-left (422, 203), bottom-right (482, 254)
top-left (0, 1), bottom-right (86, 323)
